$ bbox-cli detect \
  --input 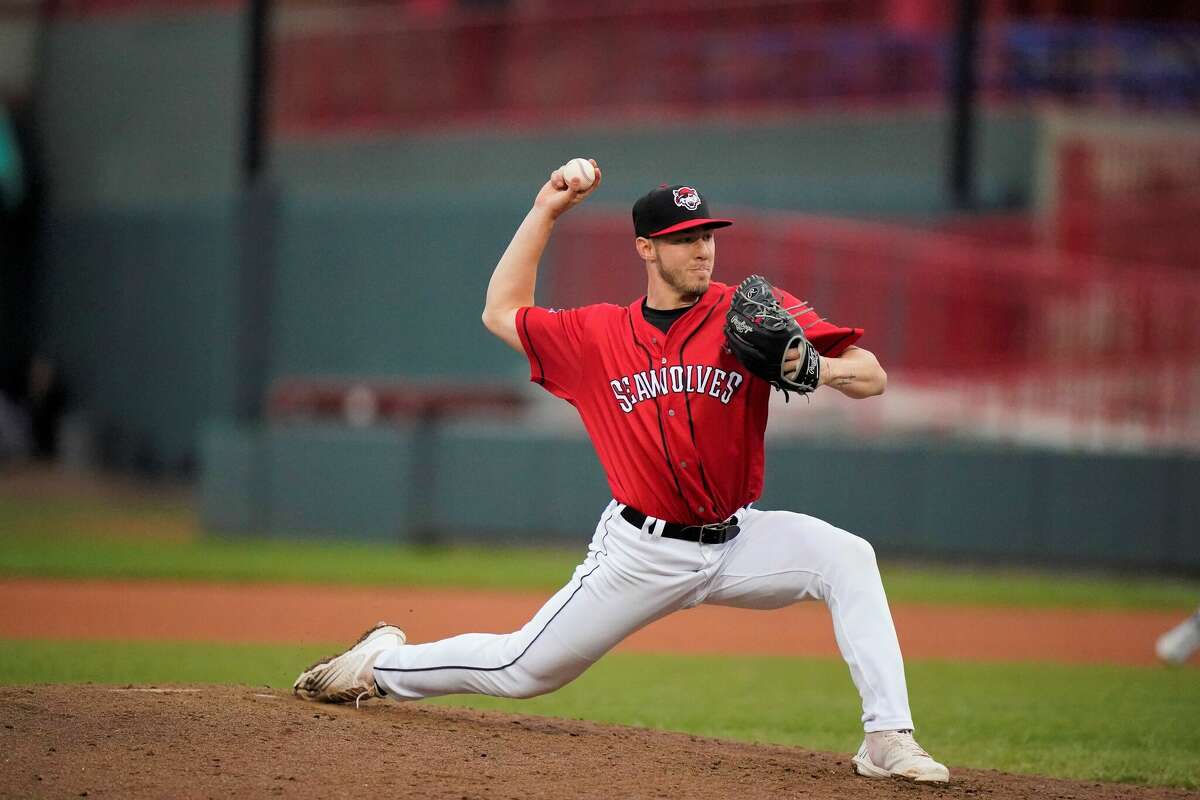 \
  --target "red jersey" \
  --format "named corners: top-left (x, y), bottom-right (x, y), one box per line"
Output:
top-left (517, 280), bottom-right (862, 524)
